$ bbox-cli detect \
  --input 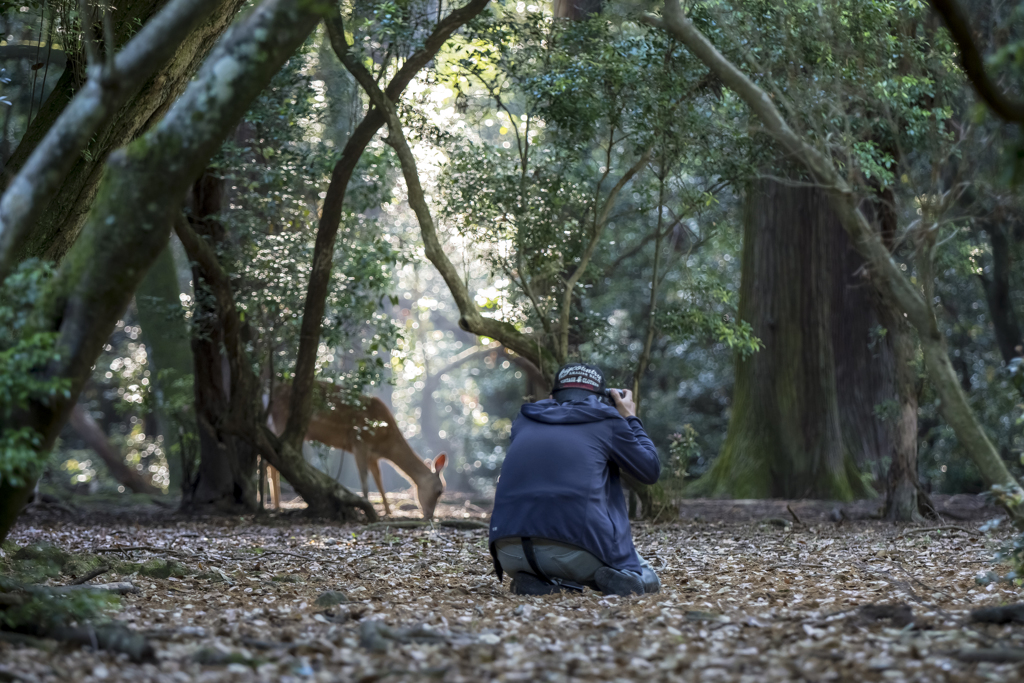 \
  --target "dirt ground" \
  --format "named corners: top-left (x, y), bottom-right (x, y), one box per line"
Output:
top-left (2, 494), bottom-right (1023, 682)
